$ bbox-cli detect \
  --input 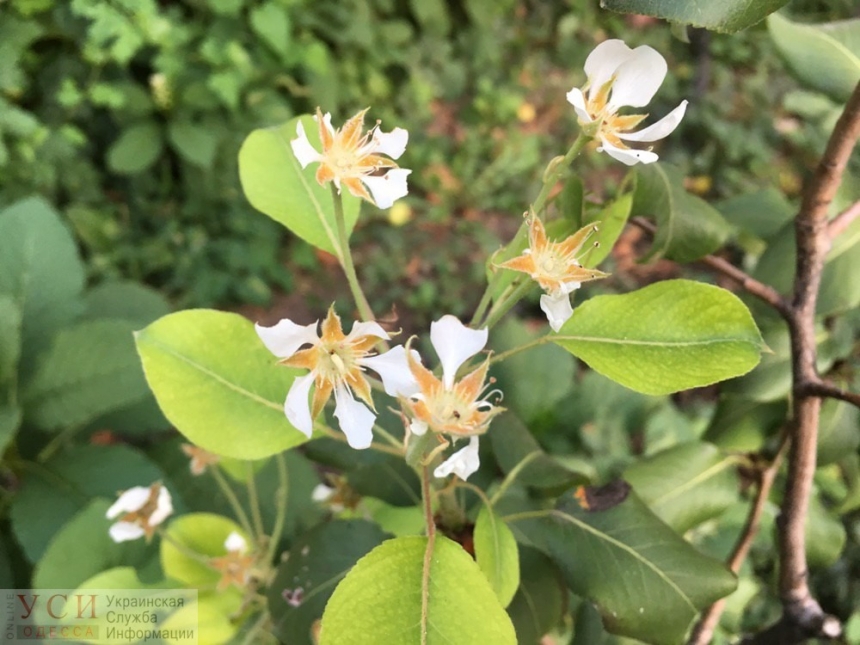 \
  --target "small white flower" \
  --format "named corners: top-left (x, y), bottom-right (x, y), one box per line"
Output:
top-left (210, 531), bottom-right (254, 591)
top-left (224, 531), bottom-right (248, 554)
top-left (291, 107), bottom-right (411, 208)
top-left (106, 483), bottom-right (173, 543)
top-left (256, 306), bottom-right (419, 449)
top-left (434, 437), bottom-right (481, 480)
top-left (566, 39), bottom-right (688, 165)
